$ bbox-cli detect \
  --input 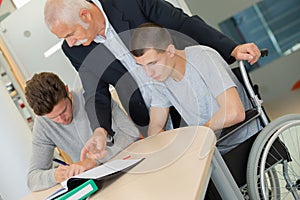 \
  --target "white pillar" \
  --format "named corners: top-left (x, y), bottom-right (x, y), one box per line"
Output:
top-left (0, 80), bottom-right (32, 200)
